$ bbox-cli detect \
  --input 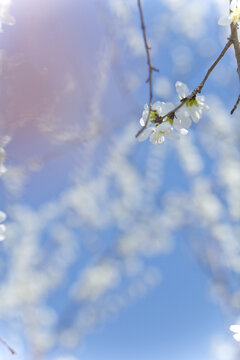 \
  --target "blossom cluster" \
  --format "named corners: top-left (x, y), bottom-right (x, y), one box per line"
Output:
top-left (138, 81), bottom-right (209, 145)
top-left (218, 0), bottom-right (240, 26)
